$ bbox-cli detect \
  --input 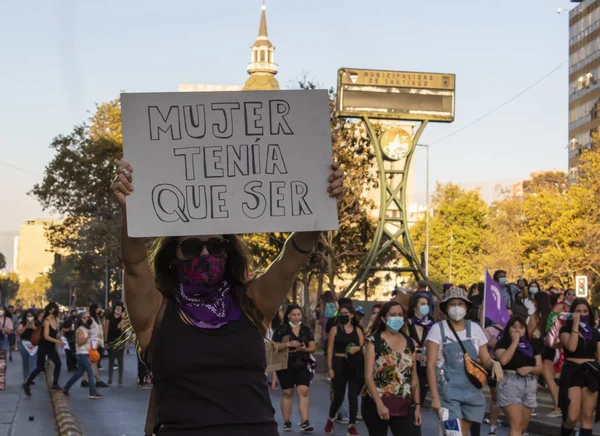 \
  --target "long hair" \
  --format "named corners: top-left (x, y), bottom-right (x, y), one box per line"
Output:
top-left (322, 291), bottom-right (335, 303)
top-left (534, 292), bottom-right (552, 334)
top-left (43, 302), bottom-right (58, 320)
top-left (407, 294), bottom-right (432, 320)
top-left (148, 234), bottom-right (266, 335)
top-left (368, 301), bottom-right (403, 335)
top-left (566, 298), bottom-right (596, 331)
top-left (283, 304), bottom-right (302, 323)
top-left (338, 304), bottom-right (363, 332)
top-left (89, 303), bottom-right (100, 324)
